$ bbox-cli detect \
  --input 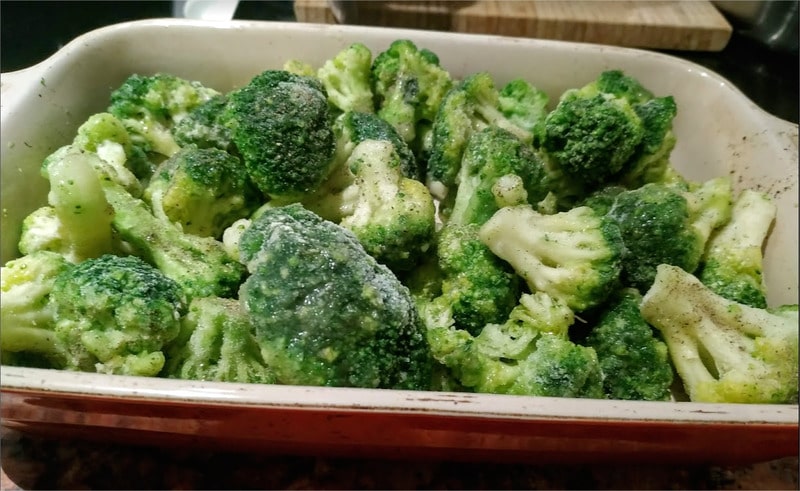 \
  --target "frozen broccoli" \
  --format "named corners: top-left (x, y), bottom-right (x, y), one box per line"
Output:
top-left (164, 296), bottom-right (274, 384)
top-left (143, 145), bottom-right (262, 239)
top-left (641, 264), bottom-right (798, 404)
top-left (606, 177), bottom-right (733, 292)
top-left (497, 78), bottom-right (550, 147)
top-left (479, 204), bottom-right (624, 312)
top-left (317, 42), bottom-right (375, 114)
top-left (371, 39), bottom-right (453, 144)
top-left (618, 95), bottom-right (678, 188)
top-left (225, 70), bottom-right (336, 201)
top-left (237, 203), bottom-right (432, 390)
top-left (697, 189), bottom-right (777, 308)
top-left (584, 289), bottom-right (673, 401)
top-left (108, 73), bottom-right (220, 177)
top-left (171, 94), bottom-right (235, 152)
top-left (426, 292), bottom-right (604, 398)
